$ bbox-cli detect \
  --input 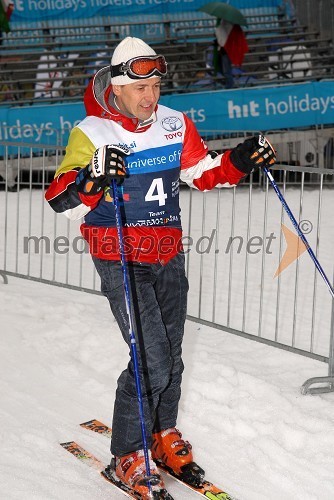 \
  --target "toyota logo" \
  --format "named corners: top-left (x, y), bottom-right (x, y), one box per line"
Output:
top-left (161, 116), bottom-right (183, 132)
